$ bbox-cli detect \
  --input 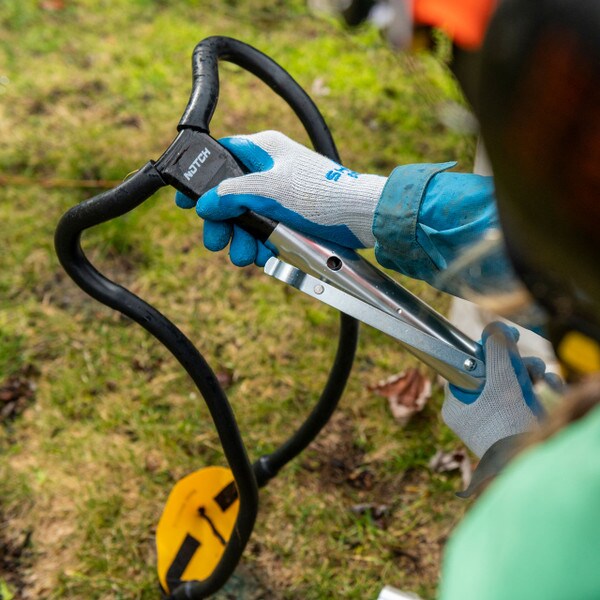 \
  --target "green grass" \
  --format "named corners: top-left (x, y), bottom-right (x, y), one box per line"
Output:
top-left (1, 1), bottom-right (475, 598)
